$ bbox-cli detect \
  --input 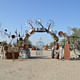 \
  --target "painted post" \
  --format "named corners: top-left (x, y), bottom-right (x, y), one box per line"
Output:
top-left (64, 41), bottom-right (70, 60)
